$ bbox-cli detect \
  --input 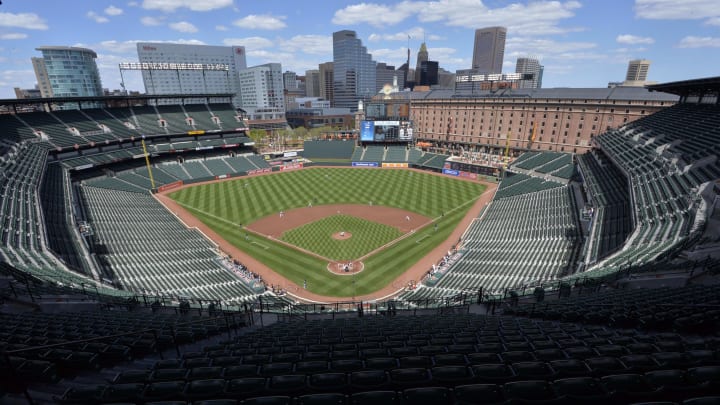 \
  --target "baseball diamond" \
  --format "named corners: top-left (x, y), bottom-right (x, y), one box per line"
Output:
top-left (162, 167), bottom-right (487, 299)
